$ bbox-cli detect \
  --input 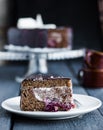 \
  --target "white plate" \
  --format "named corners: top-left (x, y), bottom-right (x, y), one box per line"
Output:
top-left (1, 94), bottom-right (102, 120)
